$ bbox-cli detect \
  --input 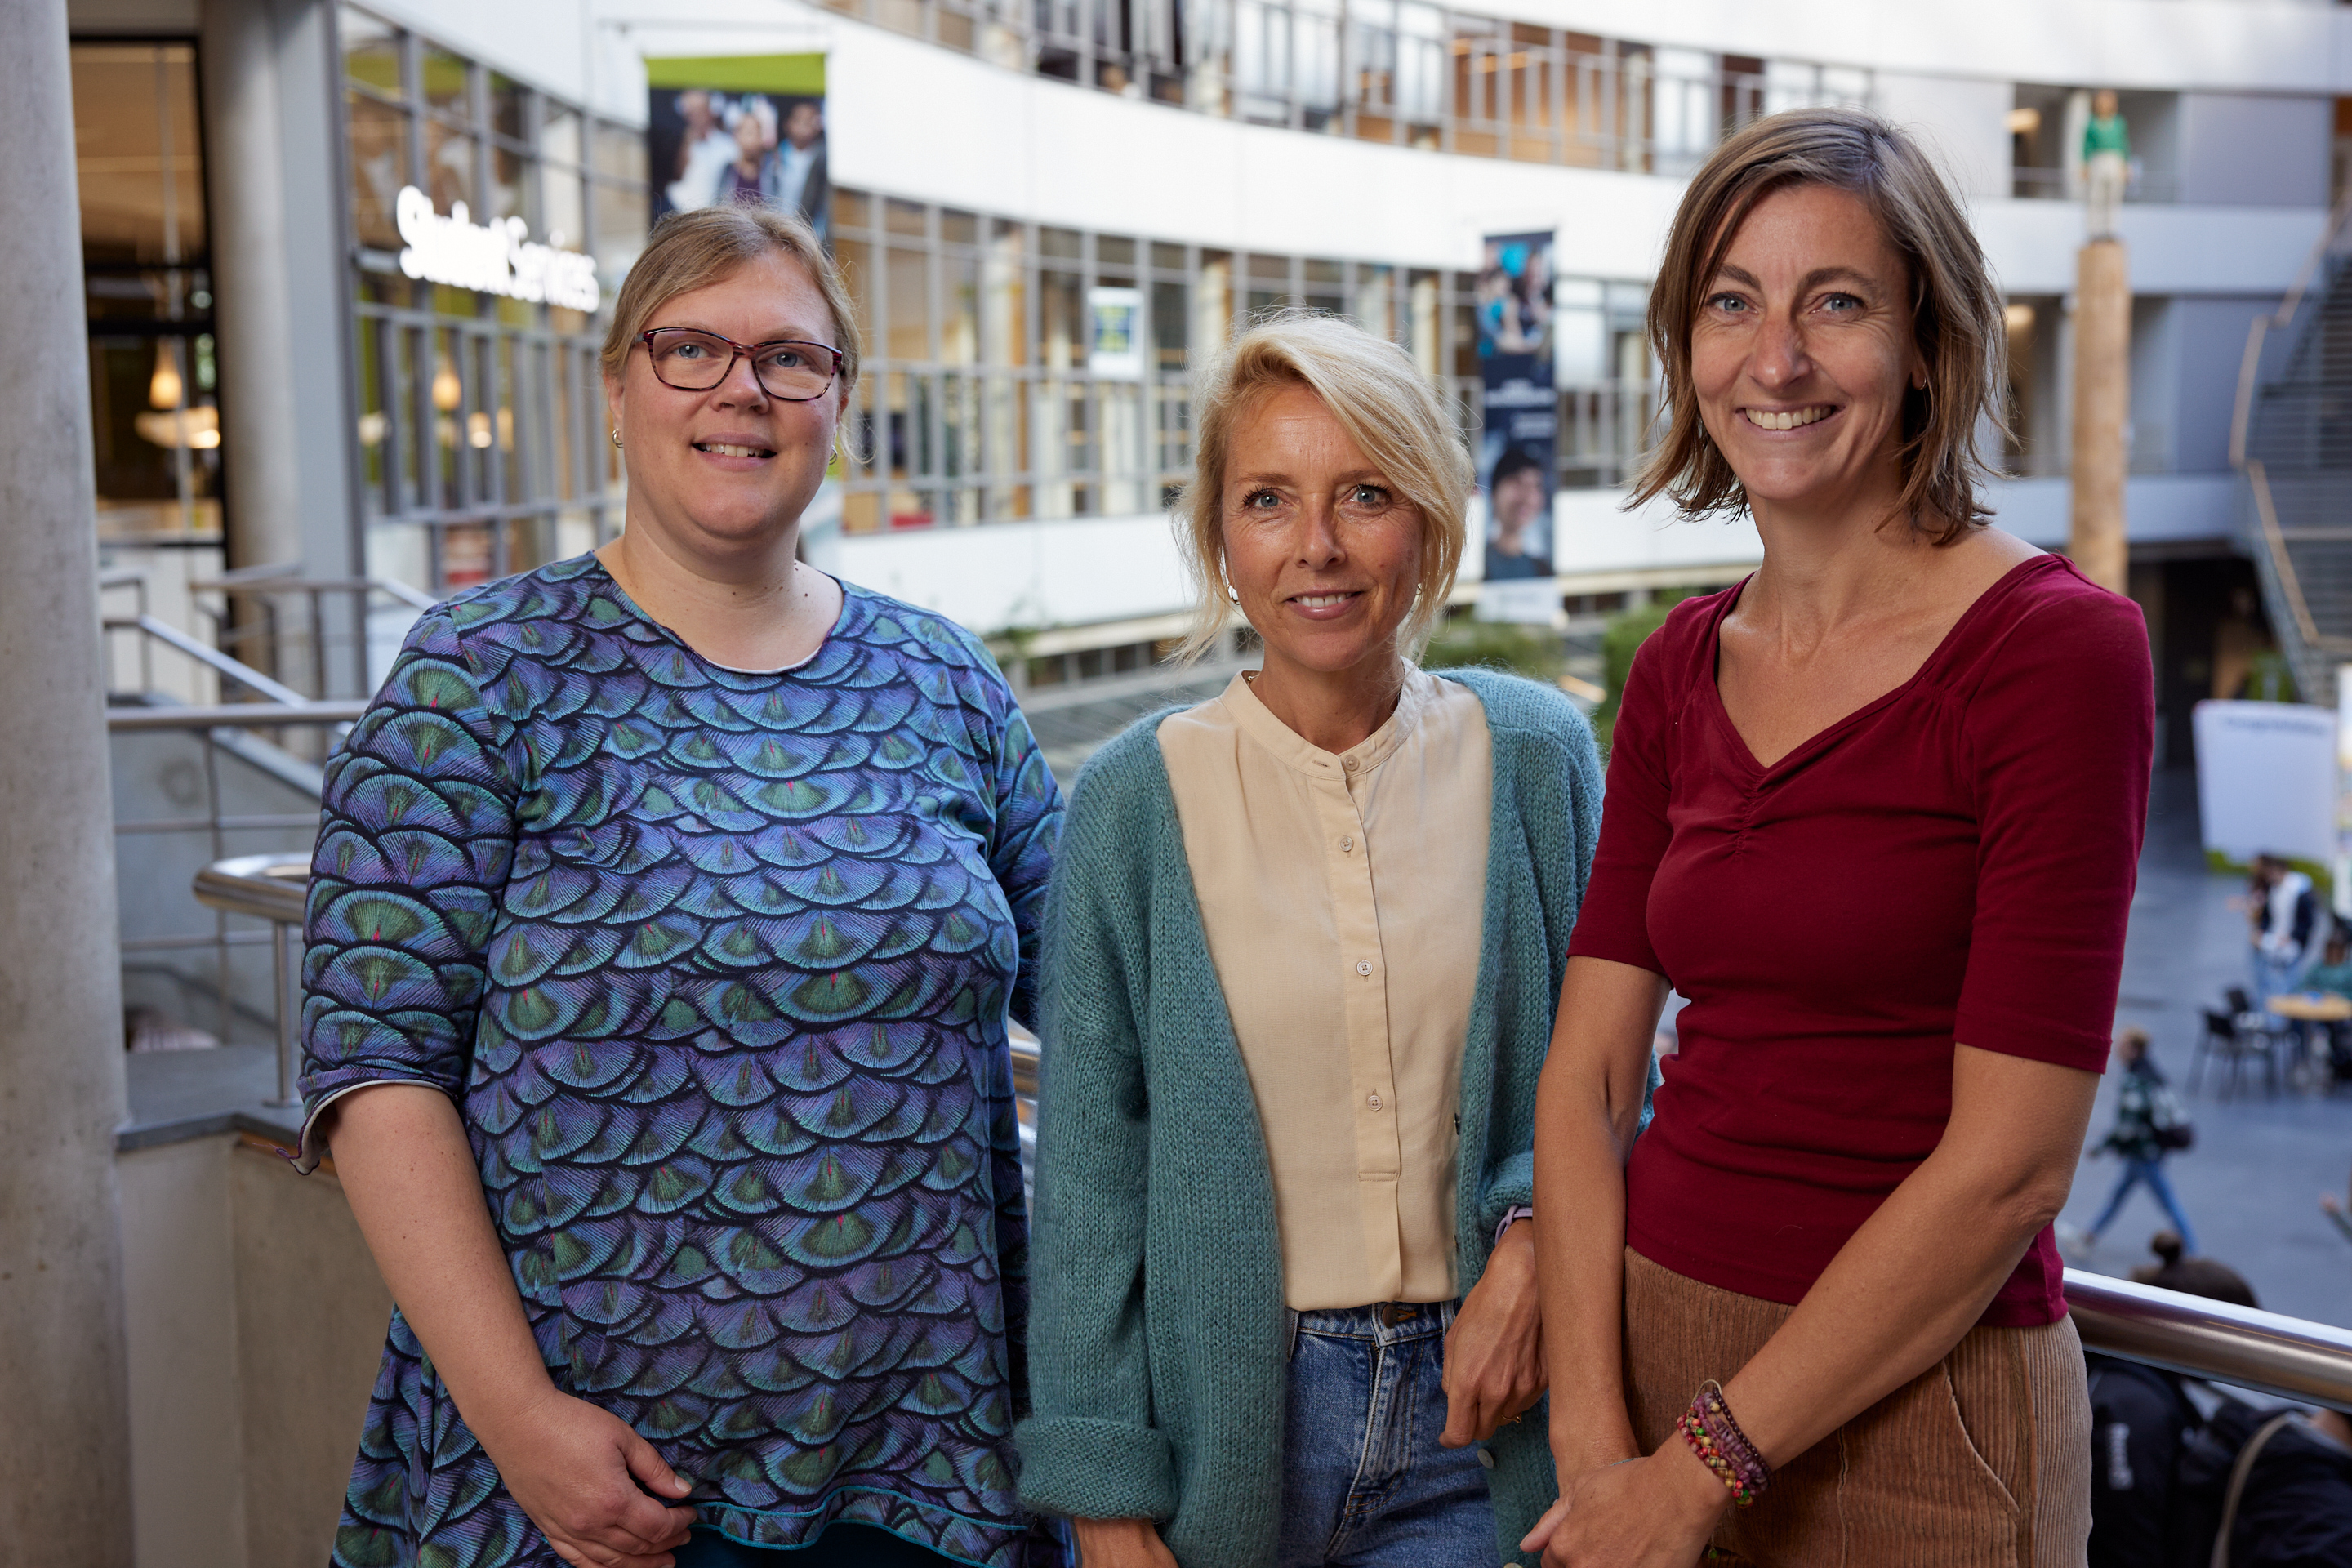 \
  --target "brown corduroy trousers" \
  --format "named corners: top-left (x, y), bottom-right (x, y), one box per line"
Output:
top-left (1623, 1249), bottom-right (2091, 1568)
